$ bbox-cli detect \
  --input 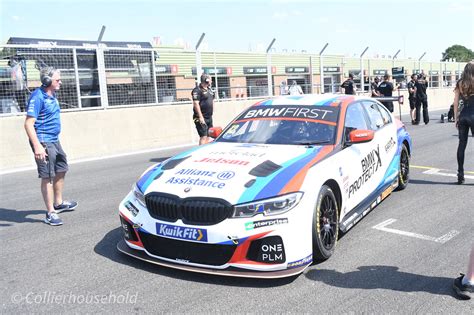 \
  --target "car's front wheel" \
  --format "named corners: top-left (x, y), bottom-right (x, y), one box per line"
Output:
top-left (396, 143), bottom-right (410, 191)
top-left (312, 185), bottom-right (339, 261)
